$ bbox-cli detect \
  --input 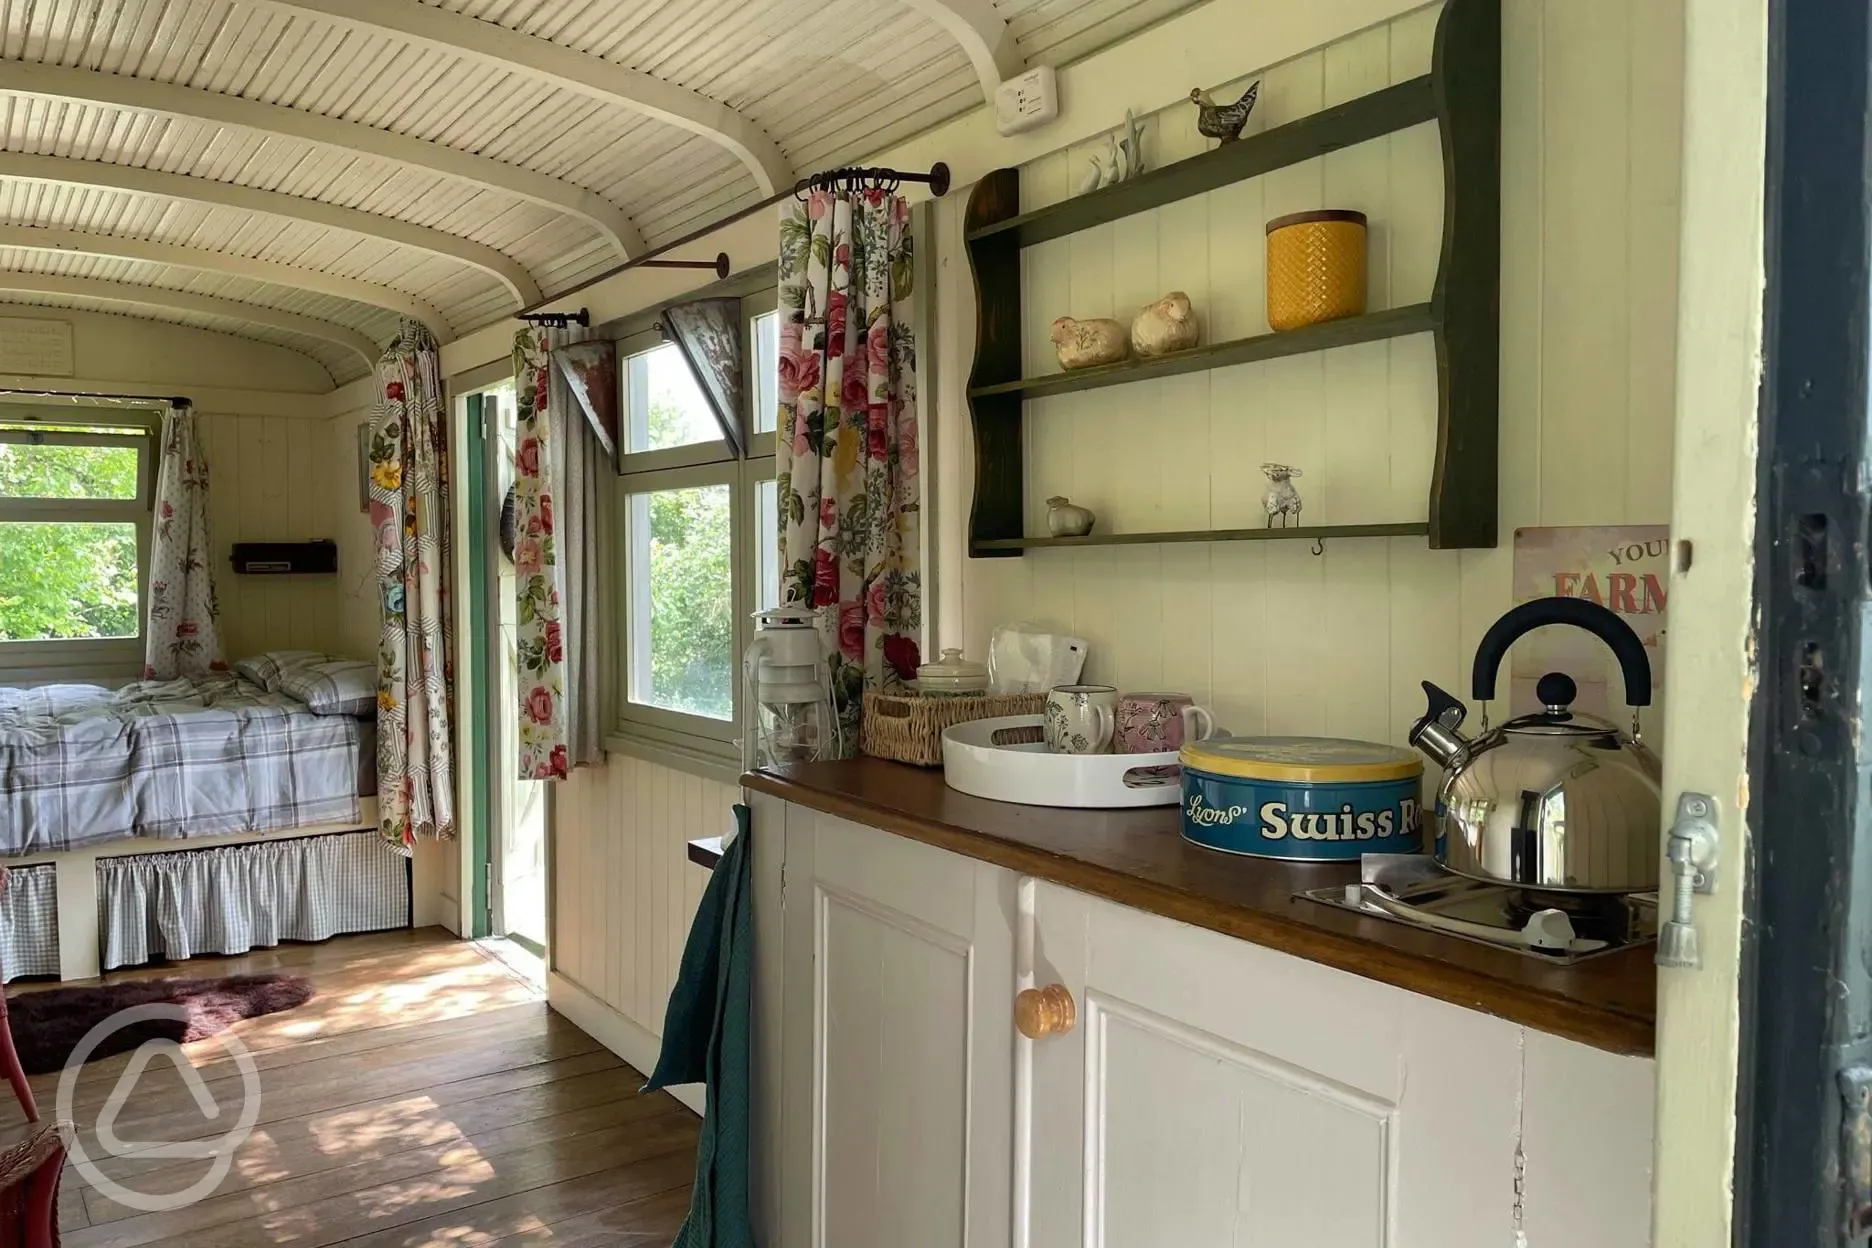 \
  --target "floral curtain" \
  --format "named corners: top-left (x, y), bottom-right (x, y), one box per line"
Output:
top-left (514, 327), bottom-right (567, 780)
top-left (143, 402), bottom-right (225, 679)
top-left (776, 187), bottom-right (922, 749)
top-left (548, 332), bottom-right (608, 770)
top-left (369, 320), bottom-right (455, 853)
